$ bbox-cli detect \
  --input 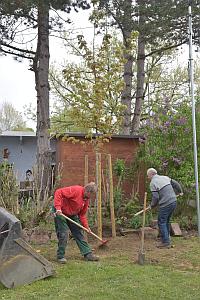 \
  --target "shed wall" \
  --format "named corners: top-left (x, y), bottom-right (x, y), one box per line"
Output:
top-left (56, 137), bottom-right (145, 201)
